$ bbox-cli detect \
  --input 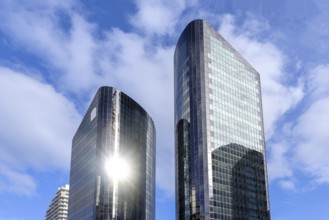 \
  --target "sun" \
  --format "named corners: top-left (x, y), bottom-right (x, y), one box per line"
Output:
top-left (105, 155), bottom-right (130, 181)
